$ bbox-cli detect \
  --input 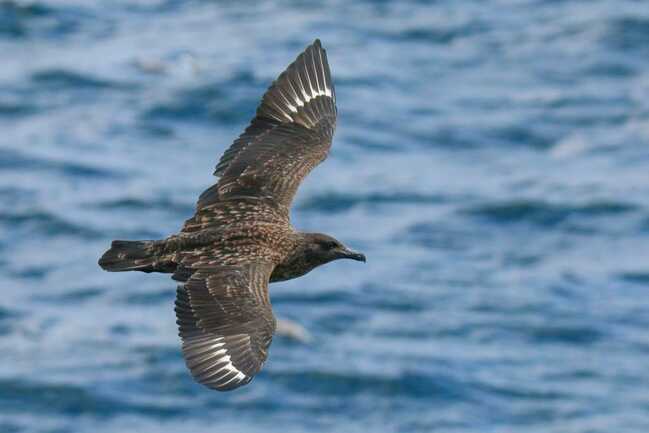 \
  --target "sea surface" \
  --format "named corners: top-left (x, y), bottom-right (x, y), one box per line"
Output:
top-left (1, 1), bottom-right (649, 432)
